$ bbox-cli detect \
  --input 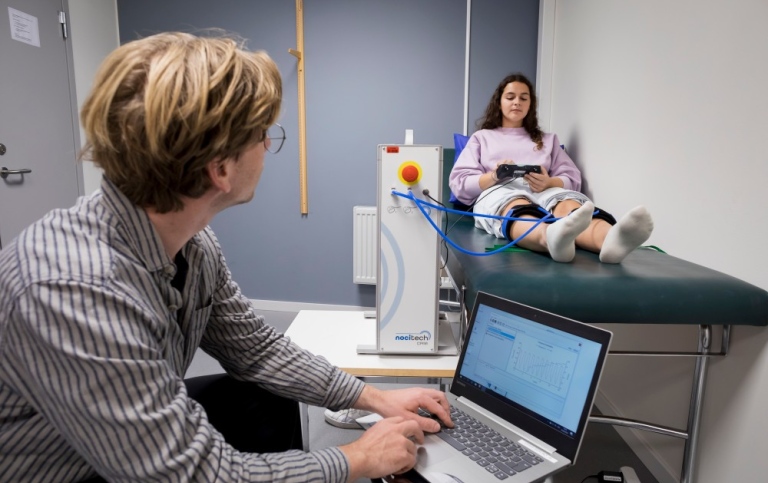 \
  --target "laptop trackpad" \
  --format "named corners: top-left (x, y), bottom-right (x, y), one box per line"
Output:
top-left (416, 443), bottom-right (450, 467)
top-left (416, 441), bottom-right (466, 483)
